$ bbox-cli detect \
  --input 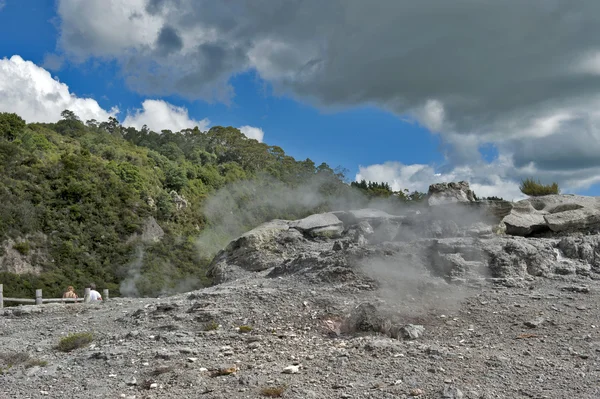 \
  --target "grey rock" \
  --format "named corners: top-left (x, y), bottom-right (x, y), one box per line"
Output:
top-left (442, 385), bottom-right (464, 399)
top-left (524, 317), bottom-right (545, 328)
top-left (427, 181), bottom-right (475, 206)
top-left (400, 324), bottom-right (425, 340)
